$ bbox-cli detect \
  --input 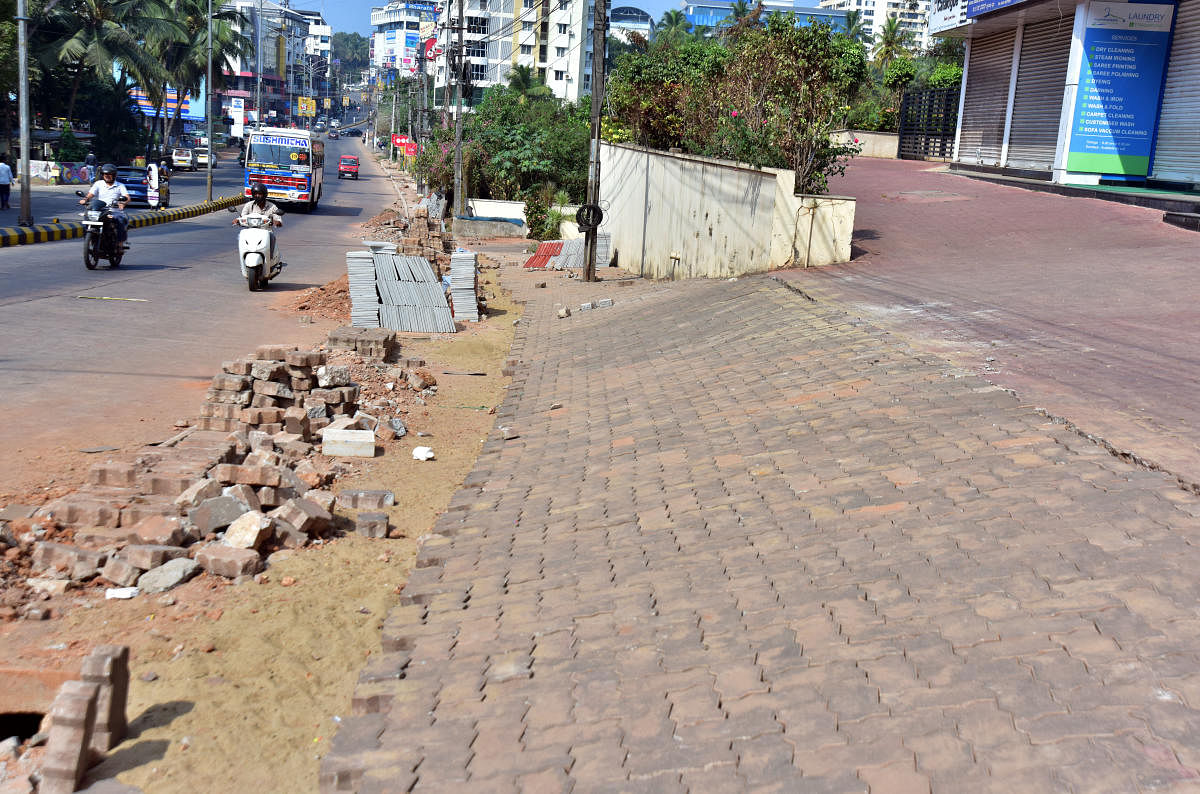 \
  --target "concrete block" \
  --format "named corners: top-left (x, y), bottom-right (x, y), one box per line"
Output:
top-left (223, 511), bottom-right (272, 550)
top-left (174, 478), bottom-right (222, 509)
top-left (196, 416), bottom-right (240, 433)
top-left (355, 513), bottom-right (389, 538)
top-left (121, 544), bottom-right (189, 571)
top-left (100, 556), bottom-right (141, 587)
top-left (88, 462), bottom-right (137, 488)
top-left (322, 429), bottom-right (376, 457)
top-left (253, 380), bottom-right (295, 399)
top-left (222, 359), bottom-right (253, 376)
top-left (304, 489), bottom-right (336, 511)
top-left (136, 557), bottom-right (201, 593)
top-left (270, 498), bottom-right (332, 536)
top-left (44, 496), bottom-right (121, 528)
top-left (211, 463), bottom-right (282, 487)
top-left (223, 483), bottom-right (261, 512)
top-left (316, 365), bottom-right (352, 388)
top-left (81, 644), bottom-right (130, 753)
top-left (73, 526), bottom-right (140, 550)
top-left (200, 402), bottom-right (240, 420)
top-left (273, 521), bottom-right (309, 549)
top-left (283, 406), bottom-right (310, 437)
top-left (131, 514), bottom-right (187, 546)
top-left (205, 388), bottom-right (253, 406)
top-left (250, 393), bottom-right (280, 408)
top-left (118, 500), bottom-right (179, 529)
top-left (211, 373), bottom-right (250, 391)
top-left (250, 360), bottom-right (287, 381)
top-left (291, 376), bottom-right (315, 391)
top-left (33, 542), bottom-right (106, 580)
top-left (336, 490), bottom-right (395, 510)
top-left (188, 495), bottom-right (252, 534)
top-left (285, 350), bottom-right (326, 367)
top-left (240, 407), bottom-right (284, 425)
top-left (255, 344), bottom-right (297, 360)
top-left (293, 460), bottom-right (324, 489)
top-left (40, 680), bottom-right (99, 794)
top-left (196, 544), bottom-right (262, 578)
